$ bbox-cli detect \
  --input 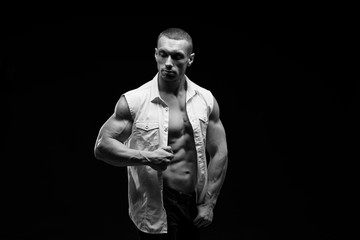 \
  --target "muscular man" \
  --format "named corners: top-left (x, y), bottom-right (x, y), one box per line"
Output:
top-left (94, 27), bottom-right (228, 240)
